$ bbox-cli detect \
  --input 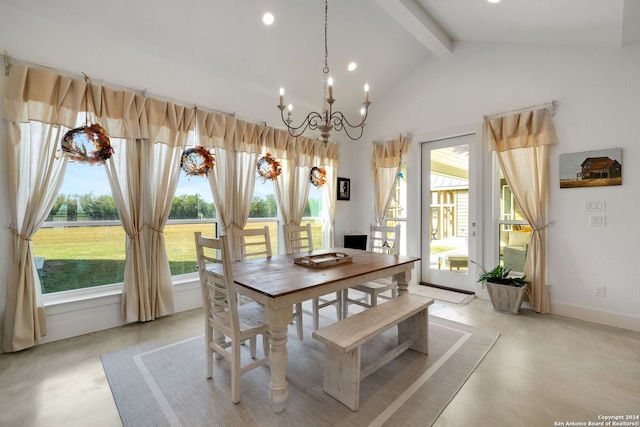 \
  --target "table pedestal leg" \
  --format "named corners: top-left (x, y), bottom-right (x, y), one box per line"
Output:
top-left (266, 307), bottom-right (292, 412)
top-left (394, 269), bottom-right (412, 296)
